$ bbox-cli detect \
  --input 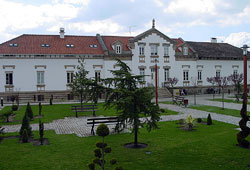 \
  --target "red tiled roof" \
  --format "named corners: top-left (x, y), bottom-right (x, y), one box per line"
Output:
top-left (0, 34), bottom-right (104, 55)
top-left (101, 36), bottom-right (133, 51)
